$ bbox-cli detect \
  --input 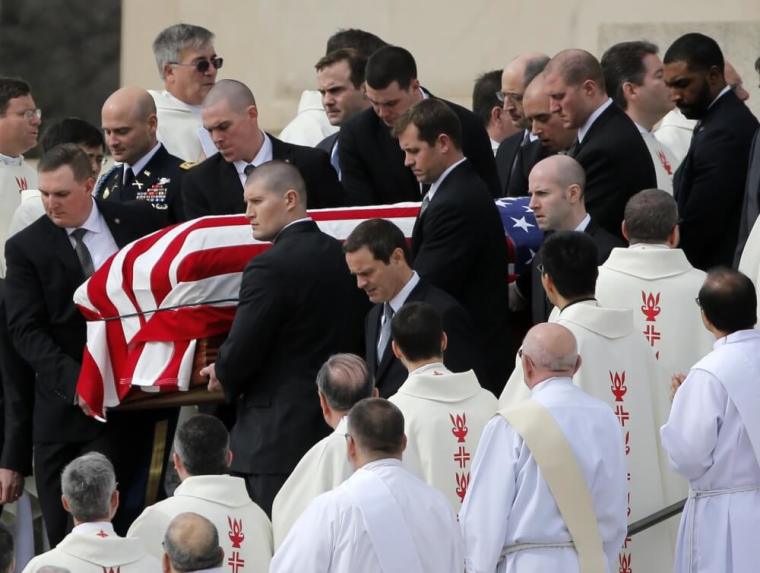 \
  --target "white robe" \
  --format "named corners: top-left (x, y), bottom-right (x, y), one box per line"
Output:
top-left (271, 458), bottom-right (463, 573)
top-left (149, 89), bottom-right (216, 162)
top-left (277, 90), bottom-right (338, 147)
top-left (500, 300), bottom-right (685, 572)
top-left (638, 127), bottom-right (677, 194)
top-left (271, 416), bottom-right (353, 548)
top-left (388, 364), bottom-right (497, 511)
top-left (0, 160), bottom-right (36, 277)
top-left (23, 522), bottom-right (160, 572)
top-left (661, 329), bottom-right (760, 573)
top-left (8, 188), bottom-right (44, 238)
top-left (127, 474), bottom-right (272, 573)
top-left (596, 245), bottom-right (713, 377)
top-left (460, 377), bottom-right (627, 573)
top-left (654, 109), bottom-right (696, 166)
